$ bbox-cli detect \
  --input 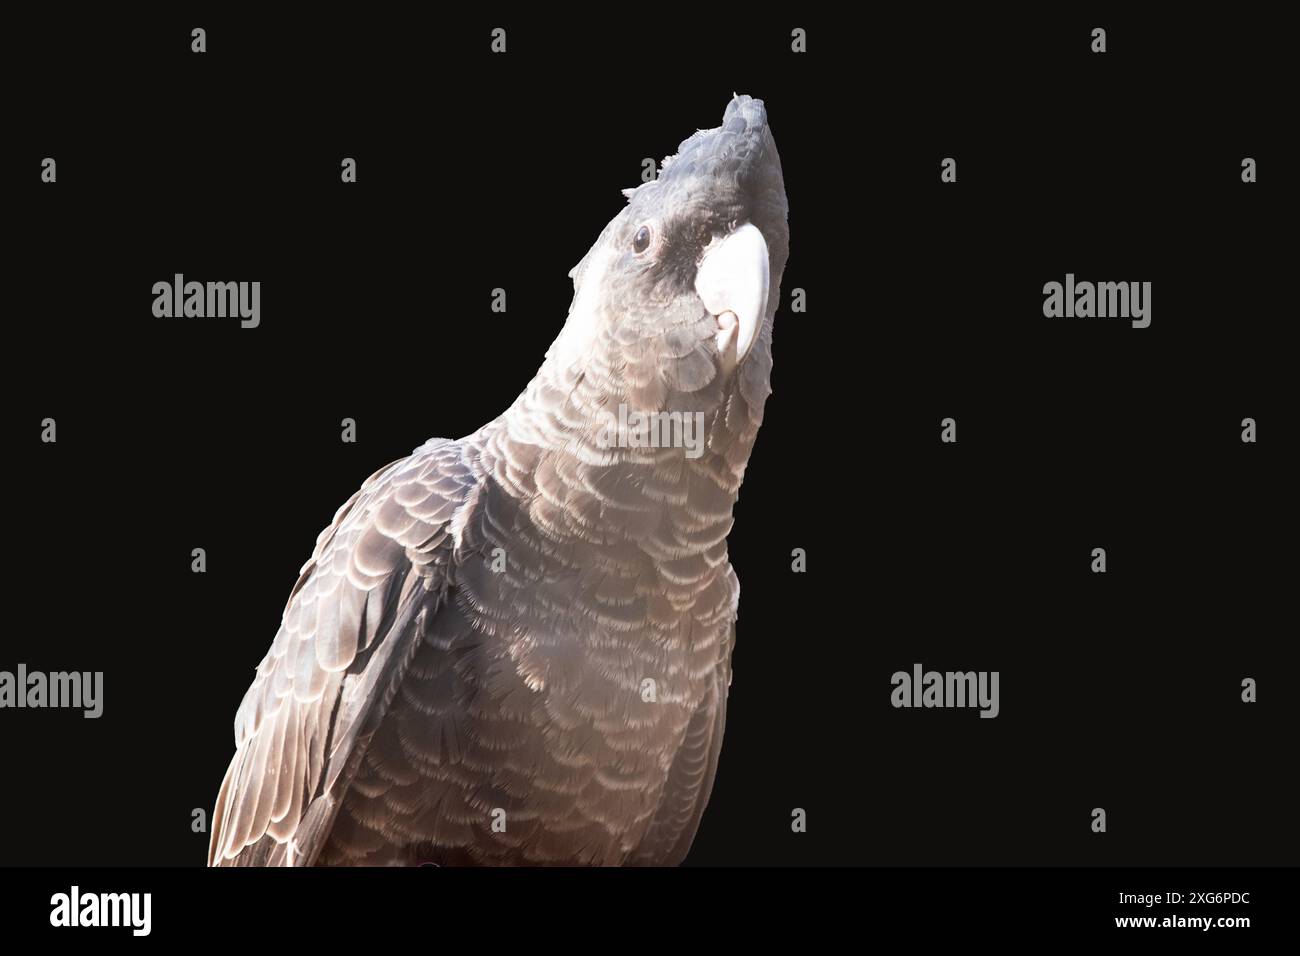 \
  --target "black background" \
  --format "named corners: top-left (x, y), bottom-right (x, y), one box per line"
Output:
top-left (4, 4), bottom-right (1293, 905)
